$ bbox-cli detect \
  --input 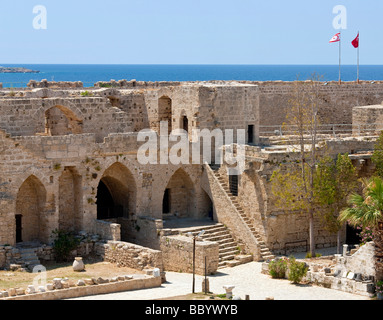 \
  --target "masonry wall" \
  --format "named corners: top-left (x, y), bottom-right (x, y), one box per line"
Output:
top-left (0, 81), bottom-right (381, 255)
top-left (198, 84), bottom-right (260, 145)
top-left (253, 81), bottom-right (383, 128)
top-left (143, 85), bottom-right (201, 134)
top-left (353, 104), bottom-right (383, 134)
top-left (160, 235), bottom-right (219, 275)
top-left (0, 126), bottom-right (212, 248)
top-left (0, 97), bottom-right (133, 142)
top-left (244, 137), bottom-right (378, 253)
top-left (96, 240), bottom-right (164, 272)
